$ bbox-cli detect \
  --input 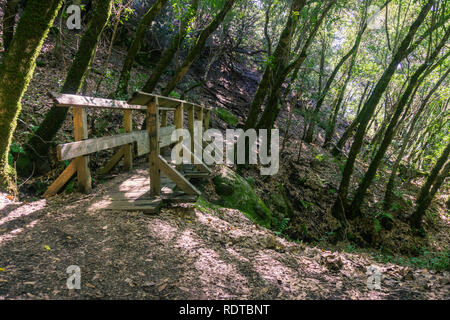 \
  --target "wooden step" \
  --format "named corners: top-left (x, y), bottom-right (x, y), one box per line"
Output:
top-left (161, 194), bottom-right (198, 203)
top-left (106, 199), bottom-right (162, 214)
top-left (183, 171), bottom-right (210, 178)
